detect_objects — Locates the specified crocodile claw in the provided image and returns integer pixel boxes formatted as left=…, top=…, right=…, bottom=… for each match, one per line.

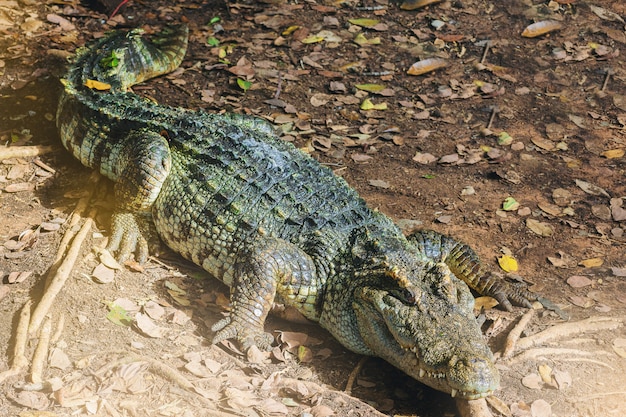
left=106, top=211, right=150, bottom=263
left=211, top=316, right=274, bottom=351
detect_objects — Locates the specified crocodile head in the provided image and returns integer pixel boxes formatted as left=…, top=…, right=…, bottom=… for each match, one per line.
left=352, top=257, right=499, bottom=399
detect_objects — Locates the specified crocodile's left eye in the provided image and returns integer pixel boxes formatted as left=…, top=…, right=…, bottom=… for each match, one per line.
left=390, top=285, right=421, bottom=306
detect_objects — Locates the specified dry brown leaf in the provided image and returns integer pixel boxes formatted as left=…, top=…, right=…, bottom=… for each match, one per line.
left=412, top=152, right=437, bottom=164
left=310, top=93, right=332, bottom=107
left=569, top=296, right=594, bottom=308
left=310, top=404, right=335, bottom=417
left=611, top=266, right=626, bottom=277
left=531, top=136, right=556, bottom=151
left=526, top=218, right=553, bottom=237
left=368, top=179, right=390, bottom=189
left=552, top=368, right=572, bottom=390
left=49, top=347, right=72, bottom=370
left=521, top=373, right=543, bottom=390
left=575, top=179, right=610, bottom=197
left=530, top=399, right=552, bottom=417
left=135, top=313, right=167, bottom=338
left=92, top=263, right=115, bottom=284
left=566, top=275, right=592, bottom=288
left=552, top=188, right=571, bottom=206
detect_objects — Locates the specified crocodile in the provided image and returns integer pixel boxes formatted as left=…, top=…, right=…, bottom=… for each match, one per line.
left=56, top=25, right=539, bottom=400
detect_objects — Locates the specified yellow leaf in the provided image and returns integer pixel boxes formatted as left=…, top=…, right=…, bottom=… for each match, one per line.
left=579, top=258, right=603, bottom=268
left=354, top=33, right=381, bottom=46
left=355, top=83, right=386, bottom=93
left=348, top=18, right=379, bottom=28
left=498, top=255, right=519, bottom=272
left=282, top=25, right=300, bottom=36
left=360, top=98, right=387, bottom=111
left=301, top=35, right=324, bottom=44
left=601, top=149, right=624, bottom=159
left=84, top=79, right=111, bottom=91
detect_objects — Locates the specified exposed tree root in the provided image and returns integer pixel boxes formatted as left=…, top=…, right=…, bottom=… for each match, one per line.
left=345, top=356, right=368, bottom=395
left=515, top=317, right=623, bottom=351
left=30, top=315, right=52, bottom=383
left=504, top=348, right=613, bottom=365
left=0, top=301, right=31, bottom=384
left=501, top=308, right=535, bottom=358
left=29, top=211, right=95, bottom=336
left=0, top=145, right=54, bottom=159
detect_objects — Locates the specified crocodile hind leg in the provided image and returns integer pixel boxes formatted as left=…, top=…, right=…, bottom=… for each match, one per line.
left=406, top=230, right=536, bottom=311
left=103, top=129, right=172, bottom=263
left=212, top=237, right=319, bottom=351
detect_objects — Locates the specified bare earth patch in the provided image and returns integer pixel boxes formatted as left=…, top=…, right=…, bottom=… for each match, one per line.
left=1, top=0, right=626, bottom=416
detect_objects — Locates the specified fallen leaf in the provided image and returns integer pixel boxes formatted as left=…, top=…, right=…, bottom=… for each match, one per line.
left=531, top=136, right=555, bottom=151
left=569, top=296, right=594, bottom=308
left=526, top=218, right=553, bottom=237
left=601, top=149, right=624, bottom=159
left=530, top=399, right=552, bottom=417
left=521, top=373, right=543, bottom=390
left=566, top=275, right=592, bottom=288
left=360, top=98, right=387, bottom=110
left=589, top=5, right=625, bottom=23
left=611, top=266, right=626, bottom=277
left=552, top=188, right=572, bottom=206
left=522, top=20, right=563, bottom=38
left=107, top=303, right=132, bottom=326
left=547, top=251, right=576, bottom=268
left=92, top=263, right=115, bottom=284
left=407, top=58, right=447, bottom=76
left=355, top=83, right=386, bottom=93
left=498, top=255, right=518, bottom=272
left=412, top=152, right=437, bottom=164
left=400, top=0, right=441, bottom=11
left=368, top=179, right=390, bottom=188
left=579, top=258, right=603, bottom=268
left=575, top=179, right=610, bottom=197
left=502, top=197, right=520, bottom=211
left=538, top=364, right=553, bottom=385
left=552, top=368, right=572, bottom=390
left=135, top=312, right=167, bottom=338
left=348, top=18, right=380, bottom=28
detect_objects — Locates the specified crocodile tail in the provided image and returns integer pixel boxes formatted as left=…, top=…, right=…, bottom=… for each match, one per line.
left=75, top=24, right=189, bottom=91
left=407, top=230, right=536, bottom=311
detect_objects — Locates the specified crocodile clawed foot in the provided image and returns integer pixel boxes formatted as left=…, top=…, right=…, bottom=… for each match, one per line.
left=106, top=211, right=151, bottom=263
left=211, top=316, right=274, bottom=351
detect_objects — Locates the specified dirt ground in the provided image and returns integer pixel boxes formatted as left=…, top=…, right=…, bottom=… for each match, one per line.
left=1, top=0, right=626, bottom=416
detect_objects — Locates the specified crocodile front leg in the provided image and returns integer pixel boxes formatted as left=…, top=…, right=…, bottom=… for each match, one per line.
left=103, top=129, right=172, bottom=262
left=212, top=237, right=319, bottom=350
left=407, top=230, right=536, bottom=311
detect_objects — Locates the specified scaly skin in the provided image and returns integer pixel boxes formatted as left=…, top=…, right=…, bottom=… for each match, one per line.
left=57, top=26, right=539, bottom=400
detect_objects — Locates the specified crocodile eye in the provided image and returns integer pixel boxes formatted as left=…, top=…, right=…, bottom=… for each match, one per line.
left=391, top=286, right=421, bottom=306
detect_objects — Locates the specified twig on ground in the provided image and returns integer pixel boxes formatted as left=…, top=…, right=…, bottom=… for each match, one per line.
left=344, top=356, right=368, bottom=395
left=501, top=308, right=535, bottom=358
left=0, top=145, right=54, bottom=160
left=29, top=210, right=96, bottom=336
left=0, top=301, right=32, bottom=384
left=30, top=315, right=52, bottom=383
left=515, top=317, right=623, bottom=351
left=480, top=41, right=490, bottom=64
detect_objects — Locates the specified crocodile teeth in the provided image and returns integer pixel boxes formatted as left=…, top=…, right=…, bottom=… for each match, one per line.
left=450, top=389, right=457, bottom=398
left=419, top=368, right=425, bottom=378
